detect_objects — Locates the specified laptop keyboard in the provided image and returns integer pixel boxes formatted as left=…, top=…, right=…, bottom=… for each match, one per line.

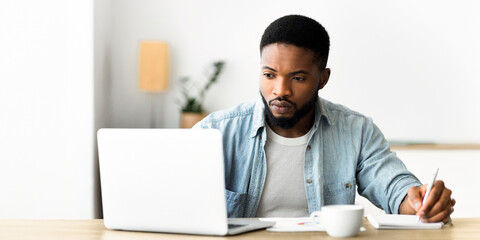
left=228, top=224, right=246, bottom=229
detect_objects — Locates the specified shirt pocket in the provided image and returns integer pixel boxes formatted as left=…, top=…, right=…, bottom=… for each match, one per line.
left=225, top=189, right=248, bottom=217
left=323, top=179, right=356, bottom=205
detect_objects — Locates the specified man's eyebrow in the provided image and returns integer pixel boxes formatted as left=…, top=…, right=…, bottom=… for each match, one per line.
left=289, top=70, right=310, bottom=75
left=262, top=66, right=309, bottom=75
left=262, top=66, right=277, bottom=72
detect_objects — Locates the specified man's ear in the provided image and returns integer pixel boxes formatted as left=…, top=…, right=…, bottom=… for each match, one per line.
left=318, top=68, right=331, bottom=90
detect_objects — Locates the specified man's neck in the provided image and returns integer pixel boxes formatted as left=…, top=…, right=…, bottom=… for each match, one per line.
left=268, top=109, right=315, bottom=138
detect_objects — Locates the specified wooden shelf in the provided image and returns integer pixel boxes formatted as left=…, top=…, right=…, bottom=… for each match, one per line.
left=390, top=144, right=480, bottom=150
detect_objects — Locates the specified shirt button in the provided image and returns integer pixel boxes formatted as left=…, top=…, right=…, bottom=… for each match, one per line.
left=307, top=145, right=311, bottom=151
left=306, top=179, right=312, bottom=184
left=345, top=183, right=351, bottom=188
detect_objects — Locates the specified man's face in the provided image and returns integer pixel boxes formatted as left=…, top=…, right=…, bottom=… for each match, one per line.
left=260, top=43, right=329, bottom=129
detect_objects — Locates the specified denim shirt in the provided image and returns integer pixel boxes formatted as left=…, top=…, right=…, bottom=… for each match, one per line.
left=193, top=97, right=421, bottom=217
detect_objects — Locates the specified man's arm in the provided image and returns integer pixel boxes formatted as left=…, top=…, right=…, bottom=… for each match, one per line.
left=399, top=180, right=455, bottom=223
left=355, top=117, right=421, bottom=214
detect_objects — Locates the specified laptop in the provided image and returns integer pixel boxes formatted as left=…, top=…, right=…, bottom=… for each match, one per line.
left=97, top=128, right=274, bottom=236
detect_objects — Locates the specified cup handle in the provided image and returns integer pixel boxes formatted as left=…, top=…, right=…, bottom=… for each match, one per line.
left=310, top=211, right=322, bottom=224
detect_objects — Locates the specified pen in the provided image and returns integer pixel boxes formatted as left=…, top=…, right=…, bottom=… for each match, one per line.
left=417, top=168, right=439, bottom=223
left=297, top=222, right=317, bottom=226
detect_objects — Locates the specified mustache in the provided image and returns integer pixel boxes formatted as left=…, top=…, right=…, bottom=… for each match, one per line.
left=268, top=96, right=297, bottom=108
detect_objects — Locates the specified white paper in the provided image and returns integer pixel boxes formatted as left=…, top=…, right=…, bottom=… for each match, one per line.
left=367, top=213, right=444, bottom=229
left=258, top=217, right=326, bottom=232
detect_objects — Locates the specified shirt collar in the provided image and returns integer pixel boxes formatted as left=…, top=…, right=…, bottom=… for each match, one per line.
left=251, top=99, right=266, bottom=138
left=315, top=96, right=334, bottom=127
left=250, top=97, right=333, bottom=138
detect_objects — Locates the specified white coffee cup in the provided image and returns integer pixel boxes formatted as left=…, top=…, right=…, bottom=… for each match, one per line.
left=311, top=205, right=364, bottom=238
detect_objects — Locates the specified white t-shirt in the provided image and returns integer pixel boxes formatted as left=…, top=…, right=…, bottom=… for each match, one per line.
left=255, top=124, right=311, bottom=217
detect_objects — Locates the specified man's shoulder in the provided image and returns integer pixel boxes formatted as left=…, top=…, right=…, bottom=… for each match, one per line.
left=195, top=100, right=259, bottom=128
left=320, top=97, right=370, bottom=122
left=207, top=100, right=257, bottom=121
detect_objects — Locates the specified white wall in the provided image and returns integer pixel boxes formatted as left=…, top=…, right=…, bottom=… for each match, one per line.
left=95, top=0, right=113, bottom=132
left=105, top=0, right=480, bottom=144
left=0, top=0, right=96, bottom=218
left=94, top=0, right=114, bottom=218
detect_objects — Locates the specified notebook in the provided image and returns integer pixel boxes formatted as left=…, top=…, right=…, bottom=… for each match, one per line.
left=367, top=213, right=444, bottom=229
left=97, top=128, right=274, bottom=236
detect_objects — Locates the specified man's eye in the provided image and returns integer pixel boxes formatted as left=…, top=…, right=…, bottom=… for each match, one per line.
left=264, top=73, right=274, bottom=78
left=293, top=76, right=305, bottom=81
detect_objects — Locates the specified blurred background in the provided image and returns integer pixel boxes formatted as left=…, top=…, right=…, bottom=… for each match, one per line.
left=0, top=0, right=479, bottom=219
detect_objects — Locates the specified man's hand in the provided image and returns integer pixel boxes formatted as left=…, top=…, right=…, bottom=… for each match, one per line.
left=399, top=180, right=455, bottom=223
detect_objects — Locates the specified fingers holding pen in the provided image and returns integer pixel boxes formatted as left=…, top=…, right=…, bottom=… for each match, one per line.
left=419, top=180, right=445, bottom=212
left=418, top=180, right=454, bottom=223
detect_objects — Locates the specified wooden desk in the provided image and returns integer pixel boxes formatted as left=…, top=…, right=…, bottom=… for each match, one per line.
left=390, top=144, right=480, bottom=150
left=1, top=218, right=480, bottom=240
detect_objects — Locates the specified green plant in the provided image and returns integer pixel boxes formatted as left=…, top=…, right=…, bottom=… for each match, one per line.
left=178, top=61, right=225, bottom=113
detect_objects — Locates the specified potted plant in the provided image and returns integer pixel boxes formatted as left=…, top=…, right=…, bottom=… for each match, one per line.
left=178, top=61, right=225, bottom=128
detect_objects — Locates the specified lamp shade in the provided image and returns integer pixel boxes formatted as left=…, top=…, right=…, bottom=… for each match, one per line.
left=139, top=41, right=169, bottom=92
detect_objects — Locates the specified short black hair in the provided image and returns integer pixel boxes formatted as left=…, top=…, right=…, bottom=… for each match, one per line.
left=260, top=15, right=330, bottom=68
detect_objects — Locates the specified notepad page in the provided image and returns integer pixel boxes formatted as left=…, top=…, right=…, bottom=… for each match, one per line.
left=367, top=214, right=443, bottom=229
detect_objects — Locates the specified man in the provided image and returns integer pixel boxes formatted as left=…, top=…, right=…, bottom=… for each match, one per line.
left=194, top=15, right=455, bottom=223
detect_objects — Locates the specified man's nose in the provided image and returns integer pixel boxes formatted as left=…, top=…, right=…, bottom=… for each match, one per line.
left=273, top=78, right=292, bottom=97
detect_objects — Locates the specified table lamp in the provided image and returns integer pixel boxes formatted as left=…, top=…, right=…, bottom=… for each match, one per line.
left=138, top=41, right=169, bottom=127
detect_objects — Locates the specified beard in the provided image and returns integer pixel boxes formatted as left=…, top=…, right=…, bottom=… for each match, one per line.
left=261, top=91, right=318, bottom=130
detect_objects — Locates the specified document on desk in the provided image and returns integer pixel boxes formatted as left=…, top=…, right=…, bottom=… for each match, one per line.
left=258, top=217, right=325, bottom=232
left=367, top=213, right=444, bottom=229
